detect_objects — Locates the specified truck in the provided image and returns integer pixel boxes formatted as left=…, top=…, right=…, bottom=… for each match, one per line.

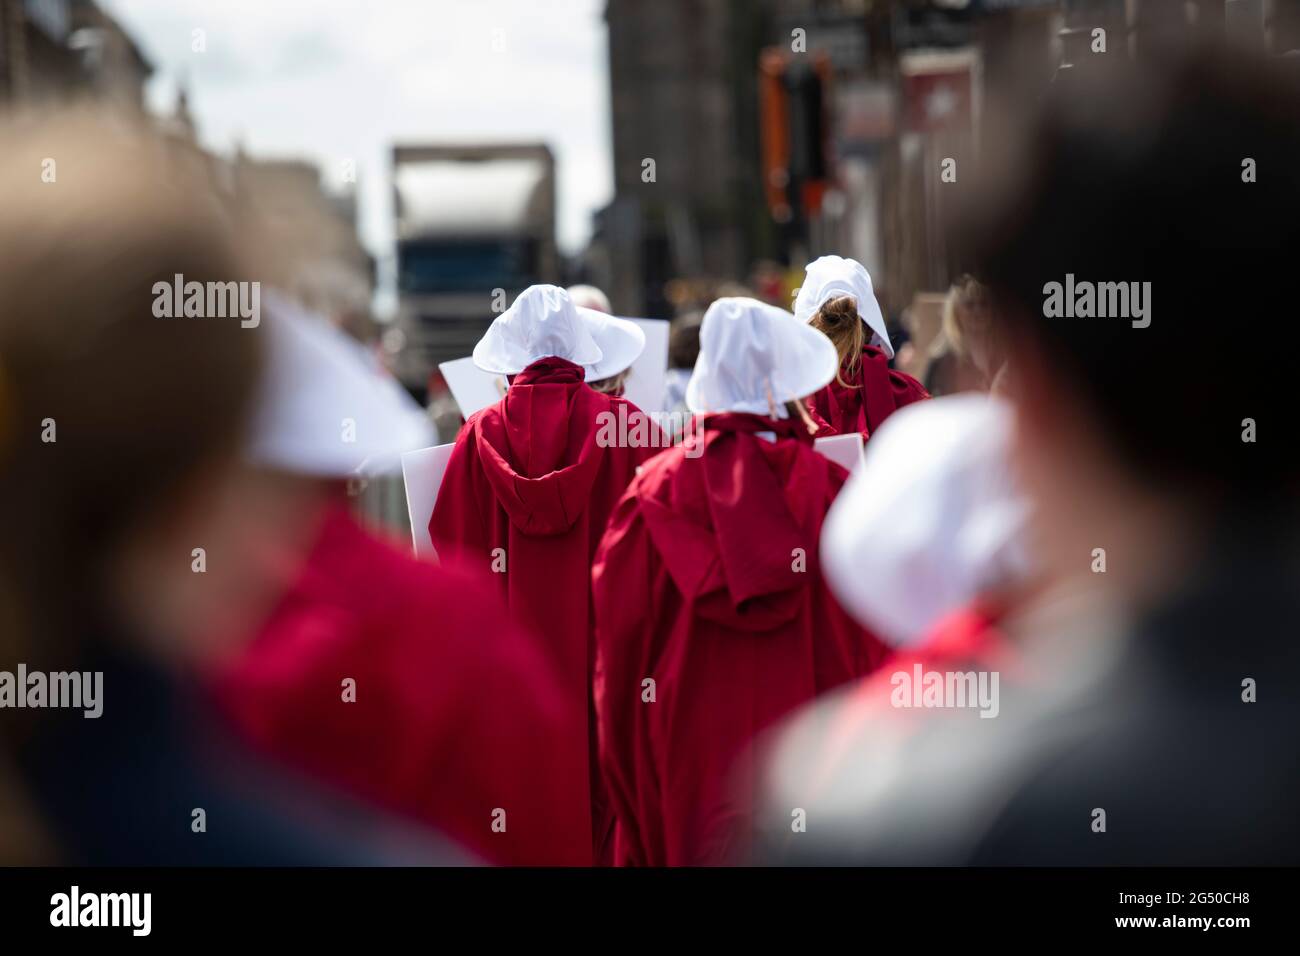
left=391, top=143, right=558, bottom=397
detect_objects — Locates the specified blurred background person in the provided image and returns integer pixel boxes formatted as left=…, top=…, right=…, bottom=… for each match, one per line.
left=664, top=311, right=702, bottom=413
left=568, top=284, right=652, bottom=400
left=210, top=294, right=589, bottom=866
left=925, top=275, right=1003, bottom=396
left=592, top=297, right=888, bottom=866
left=794, top=256, right=929, bottom=439
left=0, top=110, right=451, bottom=864
left=429, top=284, right=658, bottom=864
left=759, top=45, right=1300, bottom=866
left=567, top=284, right=613, bottom=314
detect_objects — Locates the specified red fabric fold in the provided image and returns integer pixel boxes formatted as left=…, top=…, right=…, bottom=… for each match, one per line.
left=592, top=414, right=889, bottom=865
left=809, top=344, right=929, bottom=438
left=211, top=498, right=590, bottom=865
left=698, top=414, right=812, bottom=609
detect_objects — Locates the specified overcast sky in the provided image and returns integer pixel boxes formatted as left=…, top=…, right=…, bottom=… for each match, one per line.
left=101, top=0, right=614, bottom=277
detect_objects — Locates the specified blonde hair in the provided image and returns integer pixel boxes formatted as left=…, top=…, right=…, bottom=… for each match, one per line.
left=808, top=295, right=866, bottom=387
left=588, top=368, right=630, bottom=397
left=939, top=275, right=997, bottom=374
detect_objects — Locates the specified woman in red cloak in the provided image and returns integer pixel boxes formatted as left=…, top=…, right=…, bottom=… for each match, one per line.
left=211, top=294, right=590, bottom=865
left=793, top=255, right=929, bottom=438
left=429, top=284, right=661, bottom=864
left=591, top=297, right=889, bottom=866
left=757, top=393, right=1040, bottom=863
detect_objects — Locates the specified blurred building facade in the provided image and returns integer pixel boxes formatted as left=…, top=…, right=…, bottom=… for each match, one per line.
left=593, top=0, right=1289, bottom=321
left=594, top=0, right=772, bottom=318
left=0, top=0, right=151, bottom=109
left=232, top=155, right=375, bottom=334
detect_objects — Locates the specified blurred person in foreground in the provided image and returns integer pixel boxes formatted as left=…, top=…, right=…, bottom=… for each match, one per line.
left=429, top=284, right=661, bottom=864
left=823, top=394, right=1034, bottom=656
left=209, top=295, right=589, bottom=865
left=0, top=111, right=450, bottom=864
left=759, top=46, right=1300, bottom=865
left=592, top=298, right=888, bottom=866
left=794, top=256, right=929, bottom=440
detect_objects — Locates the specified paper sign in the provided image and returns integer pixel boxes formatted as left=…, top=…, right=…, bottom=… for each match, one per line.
left=814, top=432, right=865, bottom=472
left=625, top=318, right=670, bottom=414
left=401, top=442, right=455, bottom=559
left=439, top=357, right=506, bottom=419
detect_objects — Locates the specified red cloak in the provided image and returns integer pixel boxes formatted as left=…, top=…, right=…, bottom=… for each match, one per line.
left=591, top=414, right=889, bottom=865
left=428, top=356, right=663, bottom=863
left=212, top=497, right=590, bottom=865
left=807, top=344, right=929, bottom=438
left=776, top=600, right=1023, bottom=814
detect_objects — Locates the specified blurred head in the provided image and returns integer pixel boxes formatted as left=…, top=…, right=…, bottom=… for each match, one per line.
left=668, top=311, right=702, bottom=370
left=565, top=284, right=612, bottom=313
left=939, top=274, right=999, bottom=382
left=963, top=47, right=1300, bottom=593
left=0, top=110, right=293, bottom=668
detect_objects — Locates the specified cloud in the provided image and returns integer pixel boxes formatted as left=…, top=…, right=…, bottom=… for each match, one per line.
left=100, top=0, right=613, bottom=262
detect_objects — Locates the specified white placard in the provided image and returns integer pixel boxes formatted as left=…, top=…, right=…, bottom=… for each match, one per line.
left=401, top=442, right=456, bottom=560
left=814, top=432, right=865, bottom=473
left=439, top=357, right=506, bottom=420
left=624, top=318, right=670, bottom=414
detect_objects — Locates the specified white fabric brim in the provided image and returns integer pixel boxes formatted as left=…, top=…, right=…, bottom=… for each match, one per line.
left=820, top=394, right=1032, bottom=647
left=247, top=291, right=436, bottom=477
left=793, top=258, right=896, bottom=360
left=583, top=311, right=646, bottom=381
left=855, top=293, right=895, bottom=360
left=472, top=296, right=603, bottom=375
left=795, top=282, right=894, bottom=360
left=685, top=299, right=839, bottom=415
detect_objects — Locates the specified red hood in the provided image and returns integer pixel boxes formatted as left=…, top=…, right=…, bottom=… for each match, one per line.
left=471, top=357, right=613, bottom=536
left=636, top=413, right=844, bottom=630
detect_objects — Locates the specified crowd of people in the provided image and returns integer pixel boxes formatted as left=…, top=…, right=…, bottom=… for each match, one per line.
left=1, top=45, right=1297, bottom=867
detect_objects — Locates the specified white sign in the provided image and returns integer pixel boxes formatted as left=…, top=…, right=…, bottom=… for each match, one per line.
left=439, top=357, right=506, bottom=419
left=624, top=318, right=669, bottom=414
left=400, top=443, right=455, bottom=559
left=814, top=432, right=865, bottom=472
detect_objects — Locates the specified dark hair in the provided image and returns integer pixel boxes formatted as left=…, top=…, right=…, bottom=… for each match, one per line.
left=965, top=46, right=1300, bottom=500
left=668, top=313, right=703, bottom=369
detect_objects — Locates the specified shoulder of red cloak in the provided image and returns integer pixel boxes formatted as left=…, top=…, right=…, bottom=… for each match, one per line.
left=837, top=601, right=1015, bottom=716
left=605, top=394, right=669, bottom=464
left=860, top=344, right=929, bottom=403
left=919, top=601, right=1019, bottom=672
left=890, top=368, right=931, bottom=405
left=797, top=604, right=1003, bottom=785
left=217, top=508, right=589, bottom=865
left=806, top=400, right=837, bottom=437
